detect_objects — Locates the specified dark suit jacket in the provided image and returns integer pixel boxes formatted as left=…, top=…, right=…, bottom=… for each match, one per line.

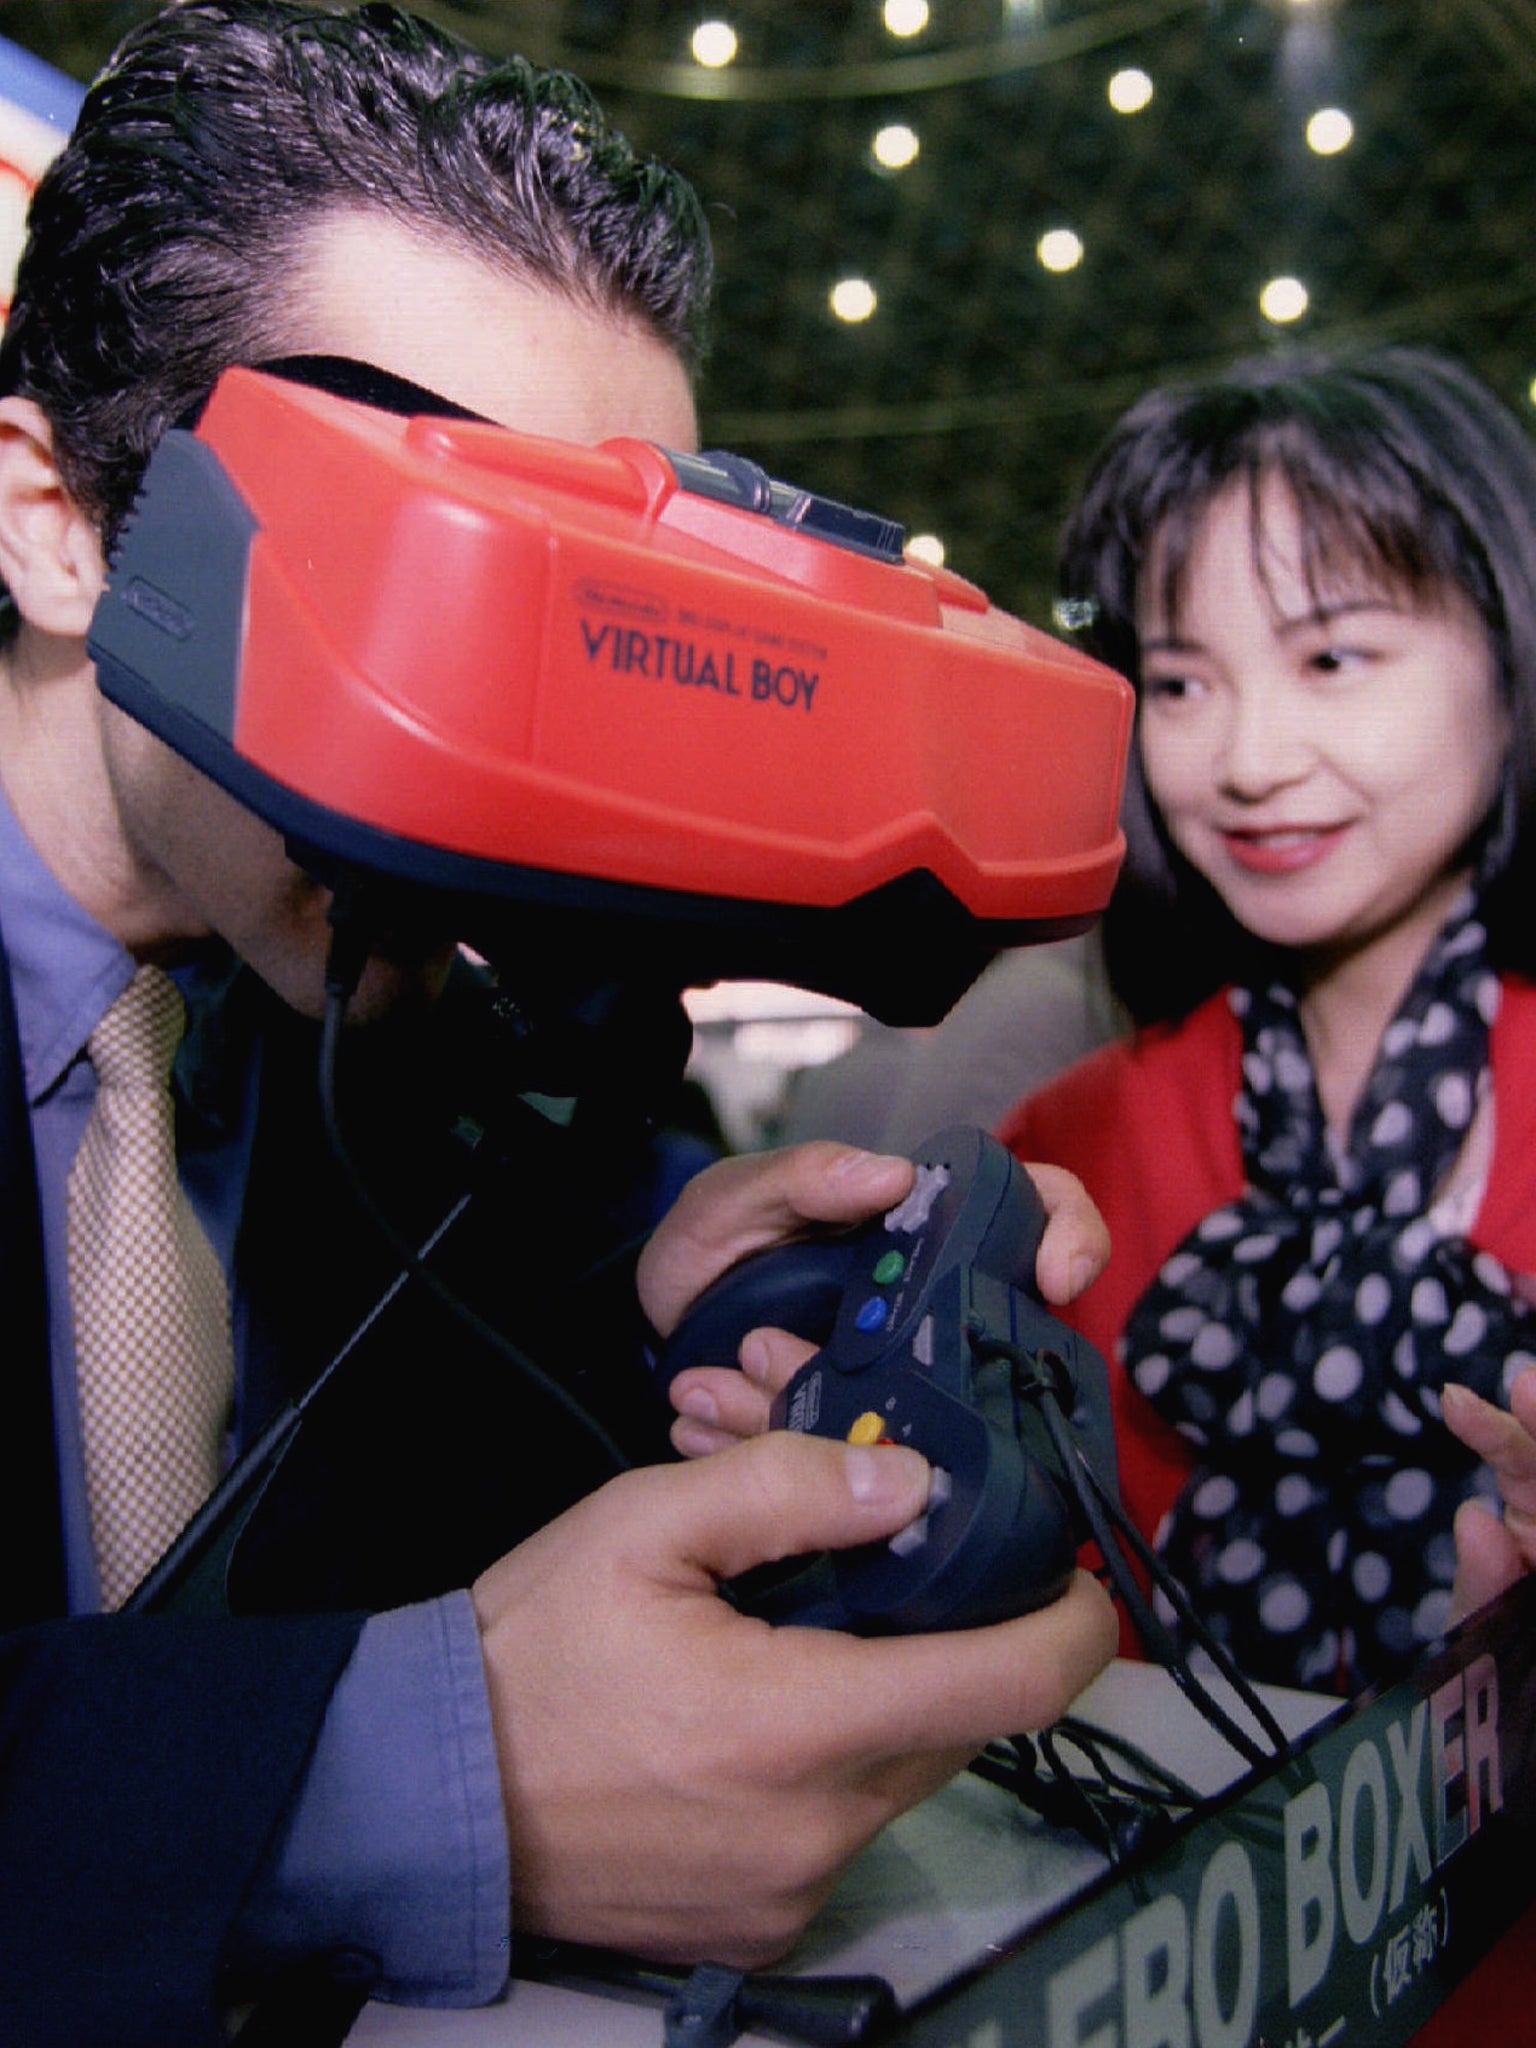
left=0, top=936, right=678, bottom=2046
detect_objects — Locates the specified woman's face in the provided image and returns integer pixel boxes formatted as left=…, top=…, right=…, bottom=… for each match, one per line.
left=1135, top=475, right=1510, bottom=979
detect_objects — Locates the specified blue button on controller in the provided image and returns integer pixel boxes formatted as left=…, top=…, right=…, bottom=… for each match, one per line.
left=855, top=1296, right=889, bottom=1334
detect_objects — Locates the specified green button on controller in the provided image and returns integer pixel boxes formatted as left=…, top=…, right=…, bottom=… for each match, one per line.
left=872, top=1250, right=906, bottom=1285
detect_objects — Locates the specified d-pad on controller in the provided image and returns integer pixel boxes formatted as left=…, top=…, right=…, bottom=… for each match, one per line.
left=656, top=1126, right=1118, bottom=1635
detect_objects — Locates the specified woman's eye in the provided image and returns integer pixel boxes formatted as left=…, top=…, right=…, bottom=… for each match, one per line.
left=1143, top=672, right=1198, bottom=702
left=1307, top=645, right=1367, bottom=677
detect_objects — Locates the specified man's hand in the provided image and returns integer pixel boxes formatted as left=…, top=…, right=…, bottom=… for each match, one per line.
left=636, top=1142, right=916, bottom=1339
left=1446, top=1370, right=1536, bottom=1624
left=472, top=1431, right=1116, bottom=1966
left=647, top=1144, right=1111, bottom=1459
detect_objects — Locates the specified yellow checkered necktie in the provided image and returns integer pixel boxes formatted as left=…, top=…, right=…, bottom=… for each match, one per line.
left=66, top=964, right=235, bottom=1610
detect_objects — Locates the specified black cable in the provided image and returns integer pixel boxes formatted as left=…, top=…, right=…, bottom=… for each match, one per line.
left=124, top=1176, right=482, bottom=1614
left=513, top=1940, right=898, bottom=2046
left=1056, top=1401, right=1291, bottom=1762
left=970, top=1729, right=1185, bottom=1867
left=664, top=1964, right=746, bottom=2048
left=1057, top=1713, right=1291, bottom=1859
left=971, top=1331, right=1290, bottom=1770
left=991, top=1733, right=1124, bottom=1862
left=1050, top=1717, right=1204, bottom=1810
left=1042, top=1724, right=1188, bottom=1862
left=1034, top=1371, right=1288, bottom=1767
left=317, top=911, right=632, bottom=1480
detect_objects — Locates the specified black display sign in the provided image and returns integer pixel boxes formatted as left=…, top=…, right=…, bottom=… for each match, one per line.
left=898, top=1574, right=1536, bottom=2048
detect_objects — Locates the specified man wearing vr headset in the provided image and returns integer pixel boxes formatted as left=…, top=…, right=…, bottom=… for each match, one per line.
left=0, top=5, right=1117, bottom=2041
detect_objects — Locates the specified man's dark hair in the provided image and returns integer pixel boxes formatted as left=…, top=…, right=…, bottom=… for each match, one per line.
left=1055, top=346, right=1536, bottom=1020
left=0, top=0, right=712, bottom=548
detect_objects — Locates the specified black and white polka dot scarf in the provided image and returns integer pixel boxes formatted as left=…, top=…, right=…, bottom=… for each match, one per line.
left=1123, top=899, right=1536, bottom=1694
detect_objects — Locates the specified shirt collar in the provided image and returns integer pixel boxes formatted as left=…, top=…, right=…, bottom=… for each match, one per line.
left=0, top=776, right=252, bottom=1127
left=0, top=781, right=133, bottom=1102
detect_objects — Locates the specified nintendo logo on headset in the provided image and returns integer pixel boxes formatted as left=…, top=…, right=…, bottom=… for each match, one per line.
left=576, top=578, right=668, bottom=625
left=122, top=577, right=194, bottom=642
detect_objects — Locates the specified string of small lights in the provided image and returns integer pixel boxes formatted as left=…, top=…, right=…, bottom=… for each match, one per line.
left=8, top=1, right=1536, bottom=623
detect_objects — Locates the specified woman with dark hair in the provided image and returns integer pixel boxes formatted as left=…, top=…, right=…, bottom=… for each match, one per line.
left=1002, top=345, right=1536, bottom=1695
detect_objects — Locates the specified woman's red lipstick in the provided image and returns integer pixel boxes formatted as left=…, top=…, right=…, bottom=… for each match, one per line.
left=1219, top=824, right=1351, bottom=874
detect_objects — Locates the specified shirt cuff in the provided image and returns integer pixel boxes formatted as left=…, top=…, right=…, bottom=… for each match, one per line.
left=237, top=1591, right=511, bottom=2005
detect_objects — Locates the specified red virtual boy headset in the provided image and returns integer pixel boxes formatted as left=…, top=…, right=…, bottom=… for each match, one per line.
left=88, top=357, right=1132, bottom=1051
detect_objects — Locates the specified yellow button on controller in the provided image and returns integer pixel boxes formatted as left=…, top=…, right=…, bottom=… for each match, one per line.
left=847, top=1412, right=887, bottom=1446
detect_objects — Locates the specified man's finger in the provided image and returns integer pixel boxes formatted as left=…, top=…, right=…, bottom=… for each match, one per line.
left=653, top=1430, right=935, bottom=1584
left=772, top=1571, right=1120, bottom=1759
left=669, top=1327, right=813, bottom=1455
left=638, top=1144, right=914, bottom=1335
left=739, top=1326, right=817, bottom=1391
left=648, top=1432, right=1115, bottom=1748
left=669, top=1364, right=776, bottom=1455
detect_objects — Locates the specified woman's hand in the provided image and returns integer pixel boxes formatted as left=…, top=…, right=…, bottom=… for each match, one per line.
left=1445, top=1369, right=1536, bottom=1623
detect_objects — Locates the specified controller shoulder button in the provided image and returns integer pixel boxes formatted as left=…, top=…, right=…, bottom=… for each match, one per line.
left=885, top=1464, right=951, bottom=1557
left=883, top=1162, right=952, bottom=1235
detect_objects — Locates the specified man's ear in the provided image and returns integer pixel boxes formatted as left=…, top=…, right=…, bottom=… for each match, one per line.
left=0, top=395, right=106, bottom=638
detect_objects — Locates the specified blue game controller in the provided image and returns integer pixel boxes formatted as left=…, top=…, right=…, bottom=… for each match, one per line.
left=657, top=1126, right=1118, bottom=1634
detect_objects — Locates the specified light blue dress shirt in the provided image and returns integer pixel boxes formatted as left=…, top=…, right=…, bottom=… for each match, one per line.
left=0, top=781, right=510, bottom=2004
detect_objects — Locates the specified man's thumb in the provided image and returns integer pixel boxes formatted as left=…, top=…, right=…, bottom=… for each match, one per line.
left=667, top=1431, right=933, bottom=1585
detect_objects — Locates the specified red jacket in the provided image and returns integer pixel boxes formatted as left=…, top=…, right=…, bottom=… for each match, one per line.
left=1001, top=975, right=1536, bottom=1568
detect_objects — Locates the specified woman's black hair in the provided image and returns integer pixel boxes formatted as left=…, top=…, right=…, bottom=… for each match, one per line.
left=1056, top=346, right=1536, bottom=1022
